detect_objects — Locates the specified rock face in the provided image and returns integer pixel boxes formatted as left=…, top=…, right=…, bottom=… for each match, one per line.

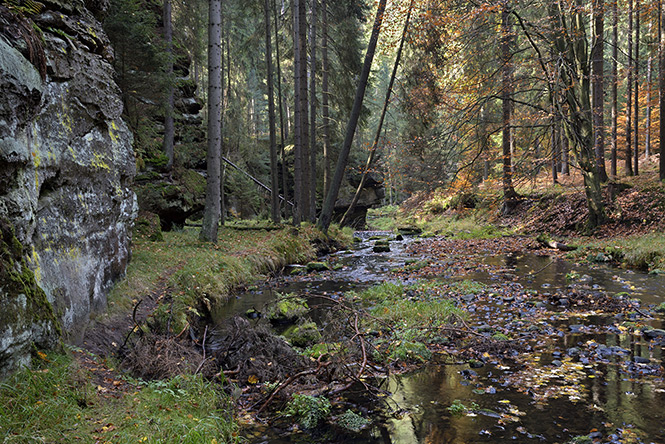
left=0, top=1, right=136, bottom=375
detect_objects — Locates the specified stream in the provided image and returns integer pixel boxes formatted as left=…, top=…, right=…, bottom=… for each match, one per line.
left=216, top=232, right=665, bottom=444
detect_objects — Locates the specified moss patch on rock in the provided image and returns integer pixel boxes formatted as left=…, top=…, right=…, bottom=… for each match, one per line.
left=0, top=218, right=60, bottom=376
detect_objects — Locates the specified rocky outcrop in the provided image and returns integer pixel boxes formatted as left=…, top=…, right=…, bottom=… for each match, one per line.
left=333, top=172, right=385, bottom=228
left=0, top=1, right=136, bottom=375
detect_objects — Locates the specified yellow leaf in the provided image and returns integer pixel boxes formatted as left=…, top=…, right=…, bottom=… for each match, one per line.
left=248, top=375, right=259, bottom=384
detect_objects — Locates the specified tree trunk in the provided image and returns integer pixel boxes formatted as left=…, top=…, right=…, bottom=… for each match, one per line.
left=592, top=0, right=608, bottom=182
left=501, top=4, right=518, bottom=213
left=340, top=0, right=414, bottom=227
left=549, top=1, right=605, bottom=228
left=273, top=0, right=289, bottom=218
left=293, top=0, right=303, bottom=223
left=626, top=0, right=634, bottom=176
left=660, top=0, right=665, bottom=180
left=163, top=0, right=174, bottom=171
left=646, top=49, right=653, bottom=160
left=294, top=0, right=313, bottom=221
left=200, top=0, right=222, bottom=242
left=317, top=0, right=387, bottom=232
left=321, top=0, right=331, bottom=197
left=308, top=0, right=317, bottom=222
left=265, top=0, right=280, bottom=223
left=552, top=110, right=559, bottom=183
left=611, top=0, right=618, bottom=177
left=634, top=0, right=640, bottom=175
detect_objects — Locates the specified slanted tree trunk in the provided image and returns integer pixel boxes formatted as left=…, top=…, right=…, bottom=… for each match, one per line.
left=501, top=3, right=518, bottom=214
left=340, top=0, right=414, bottom=227
left=634, top=0, right=640, bottom=175
left=626, top=0, right=634, bottom=176
left=200, top=0, right=223, bottom=242
left=317, top=0, right=388, bottom=232
left=273, top=0, right=289, bottom=218
left=265, top=0, right=279, bottom=223
left=611, top=0, right=618, bottom=177
left=321, top=0, right=331, bottom=197
left=308, top=0, right=317, bottom=222
left=163, top=0, right=174, bottom=171
left=592, top=0, right=608, bottom=182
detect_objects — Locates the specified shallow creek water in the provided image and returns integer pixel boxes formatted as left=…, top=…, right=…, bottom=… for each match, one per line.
left=217, top=232, right=665, bottom=443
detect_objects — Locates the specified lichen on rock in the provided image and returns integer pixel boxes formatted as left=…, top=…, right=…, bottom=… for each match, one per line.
left=0, top=0, right=136, bottom=371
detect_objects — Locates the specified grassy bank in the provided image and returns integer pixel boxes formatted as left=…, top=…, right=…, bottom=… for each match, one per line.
left=0, top=349, right=237, bottom=443
left=0, top=224, right=350, bottom=443
left=108, top=223, right=351, bottom=331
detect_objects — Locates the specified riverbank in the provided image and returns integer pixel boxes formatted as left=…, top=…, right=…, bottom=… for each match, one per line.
left=0, top=224, right=351, bottom=443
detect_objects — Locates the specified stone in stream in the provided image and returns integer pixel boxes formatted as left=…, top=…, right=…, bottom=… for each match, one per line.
left=568, top=324, right=584, bottom=333
left=306, top=261, right=330, bottom=272
left=642, top=328, right=665, bottom=340
left=566, top=347, right=581, bottom=357
left=373, top=240, right=391, bottom=253
left=633, top=356, right=651, bottom=364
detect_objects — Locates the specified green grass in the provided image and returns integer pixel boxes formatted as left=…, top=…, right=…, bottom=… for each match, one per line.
left=108, top=225, right=346, bottom=332
left=344, top=281, right=465, bottom=364
left=568, top=233, right=665, bottom=271
left=0, top=349, right=238, bottom=444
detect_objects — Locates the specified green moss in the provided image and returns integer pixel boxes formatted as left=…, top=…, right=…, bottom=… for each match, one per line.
left=0, top=219, right=61, bottom=351
left=266, top=293, right=309, bottom=323
left=282, top=321, right=322, bottom=347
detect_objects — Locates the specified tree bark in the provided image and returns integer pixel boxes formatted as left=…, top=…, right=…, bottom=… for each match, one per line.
left=265, top=0, right=280, bottom=223
left=273, top=0, right=289, bottom=218
left=646, top=47, right=652, bottom=160
left=501, top=4, right=518, bottom=213
left=308, top=0, right=317, bottom=222
left=321, top=0, right=331, bottom=197
left=634, top=0, right=640, bottom=175
left=293, top=0, right=303, bottom=223
left=592, top=0, right=608, bottom=182
left=660, top=0, right=665, bottom=180
left=549, top=1, right=606, bottom=228
left=611, top=0, right=618, bottom=177
left=200, top=0, right=223, bottom=242
left=317, top=0, right=388, bottom=232
left=626, top=0, right=634, bottom=176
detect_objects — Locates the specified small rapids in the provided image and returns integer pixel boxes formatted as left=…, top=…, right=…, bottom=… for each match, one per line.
left=216, top=232, right=665, bottom=444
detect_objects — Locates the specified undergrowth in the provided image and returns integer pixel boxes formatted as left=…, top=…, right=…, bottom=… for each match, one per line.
left=0, top=349, right=238, bottom=443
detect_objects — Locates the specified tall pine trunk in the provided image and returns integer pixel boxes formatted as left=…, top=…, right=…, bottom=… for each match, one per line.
left=634, top=0, right=640, bottom=175
left=660, top=0, right=665, bottom=180
left=626, top=0, right=634, bottom=176
left=308, top=0, right=317, bottom=222
left=265, top=0, right=279, bottom=222
left=321, top=0, right=331, bottom=197
left=611, top=0, right=618, bottom=177
left=200, top=0, right=222, bottom=242
left=317, top=0, right=388, bottom=232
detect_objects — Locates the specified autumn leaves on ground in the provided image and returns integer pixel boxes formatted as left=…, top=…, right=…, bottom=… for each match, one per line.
left=2, top=166, right=665, bottom=443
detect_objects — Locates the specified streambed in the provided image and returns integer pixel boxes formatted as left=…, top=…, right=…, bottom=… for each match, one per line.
left=220, top=232, right=665, bottom=443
